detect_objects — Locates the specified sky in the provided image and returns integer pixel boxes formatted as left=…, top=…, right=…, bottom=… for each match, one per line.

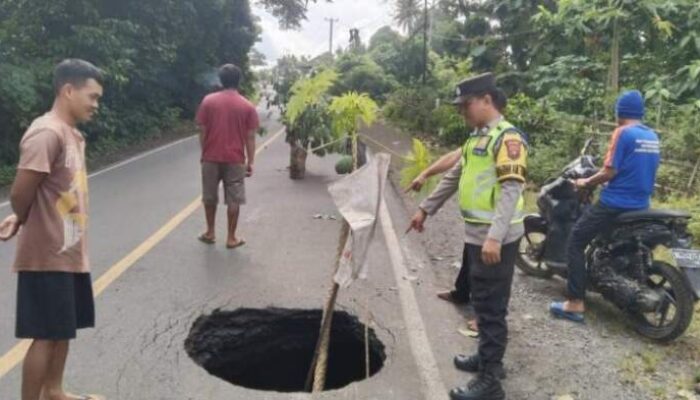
left=252, top=0, right=398, bottom=66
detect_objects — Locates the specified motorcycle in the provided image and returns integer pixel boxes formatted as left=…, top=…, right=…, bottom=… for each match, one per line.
left=516, top=139, right=700, bottom=341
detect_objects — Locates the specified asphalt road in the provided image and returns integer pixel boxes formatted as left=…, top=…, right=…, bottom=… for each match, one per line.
left=0, top=106, right=474, bottom=400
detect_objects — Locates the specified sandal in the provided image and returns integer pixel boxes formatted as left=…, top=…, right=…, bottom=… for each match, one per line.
left=549, top=301, right=585, bottom=323
left=226, top=239, right=246, bottom=249
left=197, top=234, right=216, bottom=245
left=68, top=395, right=106, bottom=400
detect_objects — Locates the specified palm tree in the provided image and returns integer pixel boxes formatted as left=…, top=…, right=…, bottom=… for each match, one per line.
left=394, top=0, right=423, bottom=35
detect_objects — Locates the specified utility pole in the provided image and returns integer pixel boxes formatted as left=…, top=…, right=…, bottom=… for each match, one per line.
left=325, top=18, right=339, bottom=58
left=422, top=0, right=428, bottom=85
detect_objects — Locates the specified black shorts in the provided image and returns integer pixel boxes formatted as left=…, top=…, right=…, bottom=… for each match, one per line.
left=16, top=272, right=95, bottom=340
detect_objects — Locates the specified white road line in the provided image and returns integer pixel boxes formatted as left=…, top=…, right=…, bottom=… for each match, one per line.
left=0, top=135, right=198, bottom=210
left=379, top=199, right=448, bottom=400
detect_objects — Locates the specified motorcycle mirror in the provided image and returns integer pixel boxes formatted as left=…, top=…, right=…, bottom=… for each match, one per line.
left=580, top=138, right=594, bottom=156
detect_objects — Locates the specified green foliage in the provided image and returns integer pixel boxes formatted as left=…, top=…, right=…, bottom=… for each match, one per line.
left=286, top=69, right=338, bottom=124
left=400, top=138, right=438, bottom=197
left=382, top=56, right=472, bottom=147
left=272, top=55, right=310, bottom=110
left=0, top=0, right=259, bottom=173
left=331, top=54, right=398, bottom=103
left=329, top=92, right=379, bottom=138
left=379, top=0, right=700, bottom=195
left=255, top=0, right=330, bottom=30
left=283, top=69, right=337, bottom=157
left=335, top=156, right=354, bottom=175
left=368, top=27, right=426, bottom=84
left=0, top=165, right=16, bottom=187
left=430, top=104, right=468, bottom=147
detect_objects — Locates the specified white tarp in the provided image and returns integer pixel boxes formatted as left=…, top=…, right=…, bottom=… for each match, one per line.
left=328, top=153, right=391, bottom=288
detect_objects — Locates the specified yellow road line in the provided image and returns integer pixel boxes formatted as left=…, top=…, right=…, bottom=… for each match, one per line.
left=0, top=127, right=285, bottom=380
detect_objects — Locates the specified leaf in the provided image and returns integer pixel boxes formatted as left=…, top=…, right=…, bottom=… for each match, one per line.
left=653, top=19, right=675, bottom=40
left=286, top=69, right=338, bottom=124
left=329, top=92, right=379, bottom=138
left=400, top=139, right=437, bottom=196
left=470, top=45, right=487, bottom=58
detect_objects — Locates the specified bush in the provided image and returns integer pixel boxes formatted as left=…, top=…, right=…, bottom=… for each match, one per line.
left=0, top=165, right=16, bottom=187
left=382, top=87, right=437, bottom=134
left=331, top=54, right=397, bottom=104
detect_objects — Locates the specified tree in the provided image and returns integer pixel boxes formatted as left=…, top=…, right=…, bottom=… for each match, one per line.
left=256, top=0, right=332, bottom=29
left=394, top=0, right=424, bottom=35
left=285, top=70, right=338, bottom=179
left=0, top=0, right=260, bottom=180
left=332, top=54, right=398, bottom=103
left=369, top=26, right=403, bottom=51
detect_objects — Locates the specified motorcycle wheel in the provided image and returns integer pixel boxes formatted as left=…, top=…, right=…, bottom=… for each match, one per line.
left=631, top=261, right=694, bottom=342
left=516, top=233, right=554, bottom=279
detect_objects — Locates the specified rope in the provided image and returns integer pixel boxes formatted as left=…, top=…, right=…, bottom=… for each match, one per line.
left=359, top=133, right=411, bottom=161
left=303, top=136, right=349, bottom=154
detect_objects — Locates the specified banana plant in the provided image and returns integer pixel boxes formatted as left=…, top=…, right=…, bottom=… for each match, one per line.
left=284, top=69, right=338, bottom=179
left=328, top=92, right=379, bottom=171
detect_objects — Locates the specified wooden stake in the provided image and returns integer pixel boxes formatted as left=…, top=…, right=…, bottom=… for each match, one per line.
left=306, top=130, right=359, bottom=393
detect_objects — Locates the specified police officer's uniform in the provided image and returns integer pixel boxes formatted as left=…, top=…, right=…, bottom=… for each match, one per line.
left=419, top=73, right=527, bottom=400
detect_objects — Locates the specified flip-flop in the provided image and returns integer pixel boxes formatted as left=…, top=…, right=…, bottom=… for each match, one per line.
left=68, top=394, right=106, bottom=400
left=226, top=239, right=246, bottom=249
left=198, top=234, right=216, bottom=245
left=549, top=302, right=585, bottom=323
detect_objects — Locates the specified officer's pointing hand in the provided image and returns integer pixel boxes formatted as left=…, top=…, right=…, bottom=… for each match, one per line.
left=405, top=174, right=427, bottom=193
left=482, top=238, right=502, bottom=265
left=407, top=209, right=428, bottom=234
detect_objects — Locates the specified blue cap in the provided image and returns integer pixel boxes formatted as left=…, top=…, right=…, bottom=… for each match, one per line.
left=615, top=90, right=645, bottom=120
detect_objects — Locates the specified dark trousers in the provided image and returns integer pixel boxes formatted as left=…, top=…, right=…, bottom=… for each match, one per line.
left=467, top=240, right=519, bottom=373
left=453, top=244, right=471, bottom=303
left=566, top=202, right=626, bottom=300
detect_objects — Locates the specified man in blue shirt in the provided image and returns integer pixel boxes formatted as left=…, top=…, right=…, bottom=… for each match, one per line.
left=550, top=90, right=661, bottom=322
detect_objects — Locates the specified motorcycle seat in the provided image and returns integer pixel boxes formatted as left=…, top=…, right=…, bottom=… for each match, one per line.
left=616, top=209, right=691, bottom=222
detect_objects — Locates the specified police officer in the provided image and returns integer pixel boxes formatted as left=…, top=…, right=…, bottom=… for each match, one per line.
left=409, top=73, right=527, bottom=400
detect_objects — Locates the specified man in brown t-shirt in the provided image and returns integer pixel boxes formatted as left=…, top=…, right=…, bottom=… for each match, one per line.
left=0, top=59, right=105, bottom=400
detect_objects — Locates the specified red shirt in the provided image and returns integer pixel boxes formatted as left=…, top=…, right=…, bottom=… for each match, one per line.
left=196, top=90, right=259, bottom=164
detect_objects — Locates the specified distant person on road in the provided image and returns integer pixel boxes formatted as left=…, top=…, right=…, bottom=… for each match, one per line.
left=0, top=59, right=105, bottom=400
left=196, top=64, right=259, bottom=249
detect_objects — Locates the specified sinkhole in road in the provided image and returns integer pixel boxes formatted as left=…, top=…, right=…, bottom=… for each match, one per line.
left=184, top=308, right=386, bottom=393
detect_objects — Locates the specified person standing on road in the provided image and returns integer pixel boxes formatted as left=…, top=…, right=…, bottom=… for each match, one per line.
left=0, top=59, right=105, bottom=400
left=549, top=90, right=661, bottom=323
left=408, top=73, right=528, bottom=400
left=196, top=64, right=259, bottom=249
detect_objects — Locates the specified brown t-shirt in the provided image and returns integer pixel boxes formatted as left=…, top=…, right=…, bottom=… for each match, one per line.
left=13, top=113, right=90, bottom=273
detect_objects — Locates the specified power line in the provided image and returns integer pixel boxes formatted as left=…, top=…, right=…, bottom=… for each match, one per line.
left=430, top=29, right=539, bottom=44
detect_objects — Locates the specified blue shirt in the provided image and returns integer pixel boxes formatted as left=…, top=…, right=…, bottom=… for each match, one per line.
left=600, top=124, right=660, bottom=210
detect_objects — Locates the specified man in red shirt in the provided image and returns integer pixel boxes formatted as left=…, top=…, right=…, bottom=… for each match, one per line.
left=196, top=64, right=259, bottom=249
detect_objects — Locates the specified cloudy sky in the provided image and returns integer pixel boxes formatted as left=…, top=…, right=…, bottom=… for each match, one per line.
left=252, top=0, right=398, bottom=66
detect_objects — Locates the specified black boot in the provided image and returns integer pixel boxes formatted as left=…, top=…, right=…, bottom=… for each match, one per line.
left=449, top=372, right=505, bottom=400
left=453, top=354, right=506, bottom=379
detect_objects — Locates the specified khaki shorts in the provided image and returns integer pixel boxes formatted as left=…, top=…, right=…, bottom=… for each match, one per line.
left=201, top=162, right=246, bottom=206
